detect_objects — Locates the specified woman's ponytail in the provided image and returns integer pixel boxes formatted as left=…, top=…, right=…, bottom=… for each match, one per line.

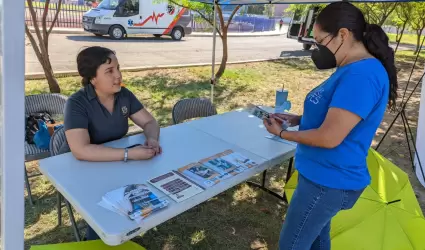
left=316, top=2, right=398, bottom=112
left=363, top=24, right=398, bottom=111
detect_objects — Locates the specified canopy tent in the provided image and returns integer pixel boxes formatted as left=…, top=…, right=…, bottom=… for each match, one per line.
left=191, top=0, right=425, bottom=189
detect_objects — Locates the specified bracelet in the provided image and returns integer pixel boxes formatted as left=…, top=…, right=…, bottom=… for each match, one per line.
left=124, top=148, right=129, bottom=162
left=279, top=129, right=285, bottom=139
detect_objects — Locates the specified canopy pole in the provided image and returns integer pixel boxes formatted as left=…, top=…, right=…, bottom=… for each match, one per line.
left=211, top=1, right=217, bottom=104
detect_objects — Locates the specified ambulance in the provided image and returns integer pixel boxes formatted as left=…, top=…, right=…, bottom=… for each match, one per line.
left=287, top=6, right=321, bottom=50
left=82, top=0, right=192, bottom=40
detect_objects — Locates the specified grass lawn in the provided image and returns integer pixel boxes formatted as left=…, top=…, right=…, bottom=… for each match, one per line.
left=387, top=32, right=425, bottom=47
left=24, top=55, right=425, bottom=249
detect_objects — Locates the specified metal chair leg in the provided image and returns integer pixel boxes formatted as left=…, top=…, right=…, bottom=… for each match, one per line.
left=65, top=199, right=81, bottom=242
left=24, top=163, right=34, bottom=206
left=57, top=191, right=62, bottom=226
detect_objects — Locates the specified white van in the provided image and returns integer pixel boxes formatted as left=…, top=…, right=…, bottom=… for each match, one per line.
left=82, top=0, right=192, bottom=40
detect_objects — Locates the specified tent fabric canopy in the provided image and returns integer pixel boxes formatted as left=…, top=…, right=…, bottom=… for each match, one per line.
left=192, top=0, right=420, bottom=5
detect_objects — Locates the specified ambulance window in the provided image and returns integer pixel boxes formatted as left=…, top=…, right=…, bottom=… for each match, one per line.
left=115, top=0, right=139, bottom=17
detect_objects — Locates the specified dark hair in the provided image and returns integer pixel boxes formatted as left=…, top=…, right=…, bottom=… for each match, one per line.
left=76, top=46, right=116, bottom=87
left=316, top=2, right=398, bottom=111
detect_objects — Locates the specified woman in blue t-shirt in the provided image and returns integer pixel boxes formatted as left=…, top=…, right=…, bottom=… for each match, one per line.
left=263, top=3, right=397, bottom=250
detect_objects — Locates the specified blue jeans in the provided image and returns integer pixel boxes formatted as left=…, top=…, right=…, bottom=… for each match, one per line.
left=279, top=174, right=364, bottom=250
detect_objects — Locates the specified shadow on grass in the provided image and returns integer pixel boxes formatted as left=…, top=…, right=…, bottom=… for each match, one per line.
left=126, top=73, right=251, bottom=126
left=25, top=222, right=86, bottom=250
left=271, top=57, right=317, bottom=71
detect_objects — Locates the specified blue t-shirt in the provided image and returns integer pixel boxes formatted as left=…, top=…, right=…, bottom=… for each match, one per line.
left=295, top=58, right=389, bottom=190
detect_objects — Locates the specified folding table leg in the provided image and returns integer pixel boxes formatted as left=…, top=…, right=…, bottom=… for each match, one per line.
left=246, top=157, right=295, bottom=202
left=57, top=191, right=62, bottom=226
left=65, top=200, right=81, bottom=242
left=24, top=164, right=34, bottom=206
left=282, top=157, right=294, bottom=203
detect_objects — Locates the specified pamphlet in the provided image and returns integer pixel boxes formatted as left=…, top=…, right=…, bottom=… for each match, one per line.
left=199, top=151, right=245, bottom=178
left=219, top=149, right=259, bottom=170
left=98, top=184, right=169, bottom=222
left=148, top=171, right=204, bottom=203
left=178, top=162, right=223, bottom=189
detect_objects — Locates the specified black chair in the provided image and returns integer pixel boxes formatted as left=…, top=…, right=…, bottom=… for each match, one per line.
left=25, top=93, right=67, bottom=205
left=172, top=98, right=217, bottom=124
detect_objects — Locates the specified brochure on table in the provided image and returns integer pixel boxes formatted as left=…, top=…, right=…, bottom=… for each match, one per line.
left=98, top=184, right=169, bottom=223
left=98, top=149, right=261, bottom=222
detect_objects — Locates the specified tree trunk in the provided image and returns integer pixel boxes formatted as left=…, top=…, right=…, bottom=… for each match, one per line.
left=378, top=16, right=387, bottom=26
left=214, top=5, right=240, bottom=81
left=43, top=56, right=60, bottom=93
left=415, top=29, right=423, bottom=55
left=395, top=21, right=408, bottom=53
left=396, top=27, right=400, bottom=42
left=44, top=65, right=61, bottom=93
left=215, top=31, right=228, bottom=80
left=26, top=0, right=62, bottom=93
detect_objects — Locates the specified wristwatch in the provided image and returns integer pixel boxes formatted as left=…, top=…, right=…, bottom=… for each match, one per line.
left=124, top=148, right=129, bottom=162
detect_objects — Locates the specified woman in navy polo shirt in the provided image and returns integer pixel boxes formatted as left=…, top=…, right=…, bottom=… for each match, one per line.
left=264, top=3, right=397, bottom=250
left=64, top=46, right=162, bottom=240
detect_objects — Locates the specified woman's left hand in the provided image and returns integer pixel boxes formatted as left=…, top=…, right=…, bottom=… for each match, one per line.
left=144, top=138, right=162, bottom=155
left=263, top=117, right=283, bottom=137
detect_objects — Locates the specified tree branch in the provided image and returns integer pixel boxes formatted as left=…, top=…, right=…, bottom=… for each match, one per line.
left=48, top=0, right=63, bottom=35
left=25, top=24, right=45, bottom=67
left=27, top=0, right=45, bottom=49
left=42, top=0, right=50, bottom=53
left=226, top=5, right=241, bottom=29
left=168, top=0, right=222, bottom=38
left=216, top=5, right=225, bottom=35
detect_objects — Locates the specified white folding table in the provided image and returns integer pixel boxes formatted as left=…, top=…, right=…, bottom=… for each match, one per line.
left=39, top=108, right=297, bottom=246
left=186, top=108, right=298, bottom=201
left=39, top=123, right=280, bottom=246
left=185, top=107, right=297, bottom=166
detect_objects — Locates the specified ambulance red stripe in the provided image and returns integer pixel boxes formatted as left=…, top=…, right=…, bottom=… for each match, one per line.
left=163, top=8, right=186, bottom=35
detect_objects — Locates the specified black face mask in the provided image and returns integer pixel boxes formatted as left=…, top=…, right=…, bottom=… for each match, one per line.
left=311, top=36, right=343, bottom=70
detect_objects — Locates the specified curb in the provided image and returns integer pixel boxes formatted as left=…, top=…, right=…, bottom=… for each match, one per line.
left=191, top=32, right=283, bottom=38
left=28, top=27, right=284, bottom=37
left=25, top=56, right=308, bottom=80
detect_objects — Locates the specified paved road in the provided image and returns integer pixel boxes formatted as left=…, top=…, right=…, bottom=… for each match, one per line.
left=25, top=34, right=308, bottom=73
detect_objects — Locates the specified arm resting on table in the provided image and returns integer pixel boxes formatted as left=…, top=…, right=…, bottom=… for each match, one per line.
left=65, top=129, right=125, bottom=162
left=130, top=109, right=160, bottom=141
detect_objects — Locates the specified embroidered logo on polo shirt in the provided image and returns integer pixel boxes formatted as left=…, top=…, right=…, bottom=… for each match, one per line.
left=121, top=106, right=128, bottom=116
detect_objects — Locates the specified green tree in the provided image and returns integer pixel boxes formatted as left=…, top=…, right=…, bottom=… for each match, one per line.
left=389, top=3, right=413, bottom=52
left=25, top=0, right=63, bottom=93
left=408, top=2, right=425, bottom=54
left=285, top=4, right=326, bottom=17
left=263, top=4, right=275, bottom=18
left=165, top=0, right=241, bottom=81
left=246, top=5, right=264, bottom=15
left=355, top=3, right=398, bottom=26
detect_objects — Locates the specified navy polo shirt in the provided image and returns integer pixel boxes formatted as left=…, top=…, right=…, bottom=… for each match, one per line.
left=64, top=84, right=144, bottom=145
